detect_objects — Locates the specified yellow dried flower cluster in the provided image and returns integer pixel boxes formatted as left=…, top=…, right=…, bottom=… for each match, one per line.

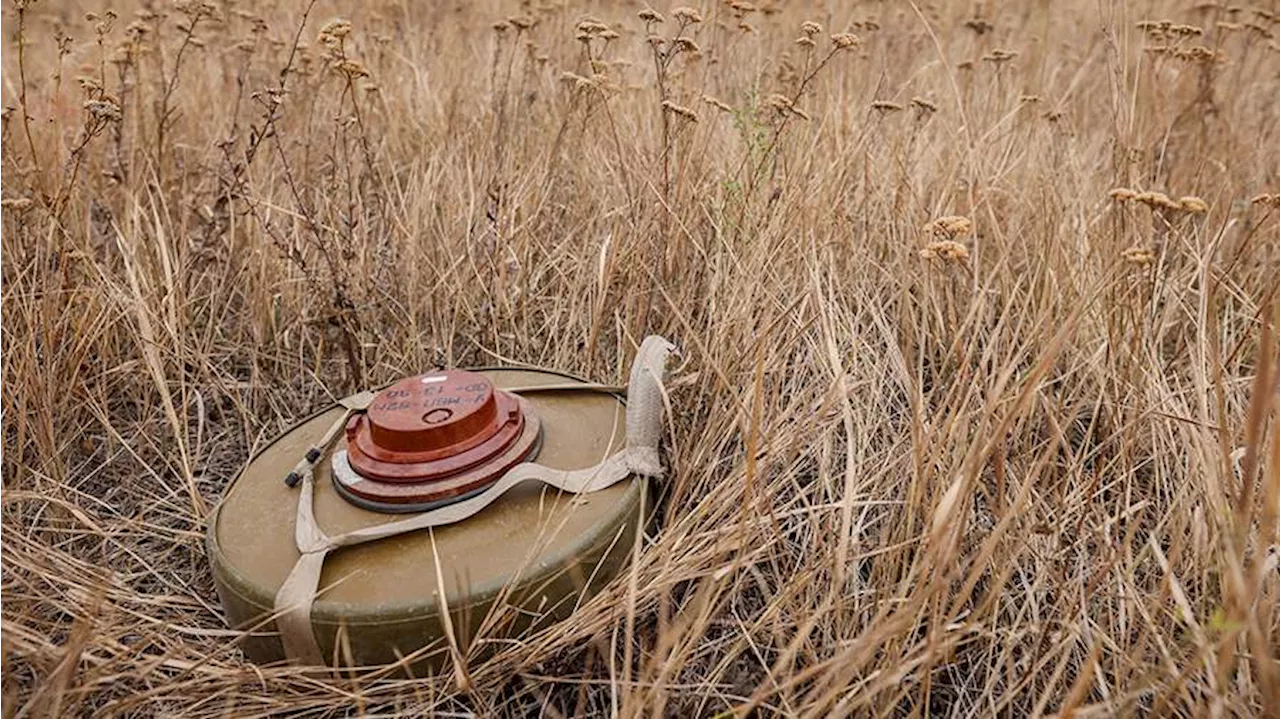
left=318, top=18, right=352, bottom=42
left=911, top=97, right=938, bottom=113
left=84, top=98, right=123, bottom=122
left=919, top=240, right=970, bottom=262
left=1145, top=44, right=1226, bottom=62
left=1110, top=188, right=1208, bottom=214
left=702, top=95, right=733, bottom=113
left=830, top=33, right=859, bottom=49
left=576, top=19, right=610, bottom=35
left=1138, top=20, right=1204, bottom=39
left=1135, top=191, right=1182, bottom=210
left=1121, top=246, right=1157, bottom=266
left=765, top=93, right=809, bottom=120
left=661, top=100, right=699, bottom=122
left=965, top=18, right=995, bottom=35
left=673, top=37, right=701, bottom=54
left=671, top=7, right=704, bottom=24
left=1, top=197, right=34, bottom=210
left=1178, top=196, right=1209, bottom=214
left=333, top=59, right=369, bottom=78
left=924, top=215, right=973, bottom=239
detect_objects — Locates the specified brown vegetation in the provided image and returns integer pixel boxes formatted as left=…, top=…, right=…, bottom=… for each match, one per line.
left=2, top=0, right=1278, bottom=715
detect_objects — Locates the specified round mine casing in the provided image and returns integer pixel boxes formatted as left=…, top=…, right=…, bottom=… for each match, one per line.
left=205, top=367, right=649, bottom=671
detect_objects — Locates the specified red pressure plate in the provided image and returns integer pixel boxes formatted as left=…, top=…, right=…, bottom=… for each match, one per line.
left=340, top=370, right=539, bottom=506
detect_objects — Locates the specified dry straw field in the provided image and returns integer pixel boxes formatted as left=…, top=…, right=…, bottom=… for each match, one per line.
left=3, top=0, right=1279, bottom=715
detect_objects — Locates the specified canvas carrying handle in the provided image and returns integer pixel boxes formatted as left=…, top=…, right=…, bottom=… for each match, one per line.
left=272, top=336, right=675, bottom=666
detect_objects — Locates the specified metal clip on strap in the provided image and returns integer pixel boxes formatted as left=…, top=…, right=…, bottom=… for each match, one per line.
left=272, top=336, right=675, bottom=666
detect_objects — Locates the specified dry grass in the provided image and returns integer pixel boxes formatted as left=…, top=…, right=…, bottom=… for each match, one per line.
left=3, top=0, right=1279, bottom=716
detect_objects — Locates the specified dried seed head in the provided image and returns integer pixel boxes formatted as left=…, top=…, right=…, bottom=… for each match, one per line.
left=702, top=95, right=733, bottom=112
left=925, top=215, right=973, bottom=238
left=319, top=18, right=352, bottom=40
left=84, top=98, right=122, bottom=122
left=1137, top=19, right=1173, bottom=36
left=730, top=2, right=758, bottom=15
left=1249, top=193, right=1280, bottom=208
left=920, top=240, right=970, bottom=262
left=638, top=8, right=664, bottom=23
left=757, top=92, right=808, bottom=118
left=910, top=96, right=938, bottom=113
left=674, top=37, right=701, bottom=53
left=333, top=59, right=369, bottom=78
left=508, top=15, right=535, bottom=30
left=1109, top=188, right=1137, bottom=201
left=830, top=33, right=859, bottom=49
left=801, top=20, right=823, bottom=36
left=1173, top=45, right=1225, bottom=62
left=982, top=48, right=1019, bottom=63
left=661, top=99, right=699, bottom=122
left=1134, top=191, right=1180, bottom=211
left=765, top=94, right=794, bottom=112
left=492, top=21, right=509, bottom=33
left=576, top=19, right=610, bottom=35
left=1, top=197, right=34, bottom=210
left=795, top=36, right=816, bottom=48
left=1122, top=246, right=1156, bottom=265
left=965, top=18, right=994, bottom=35
left=1178, top=196, right=1209, bottom=214
left=871, top=100, right=903, bottom=112
left=671, top=7, right=704, bottom=24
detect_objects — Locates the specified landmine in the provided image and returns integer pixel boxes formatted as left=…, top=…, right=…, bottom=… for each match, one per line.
left=206, top=337, right=673, bottom=669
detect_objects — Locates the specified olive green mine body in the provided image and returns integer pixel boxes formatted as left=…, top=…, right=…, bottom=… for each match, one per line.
left=206, top=367, right=648, bottom=670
